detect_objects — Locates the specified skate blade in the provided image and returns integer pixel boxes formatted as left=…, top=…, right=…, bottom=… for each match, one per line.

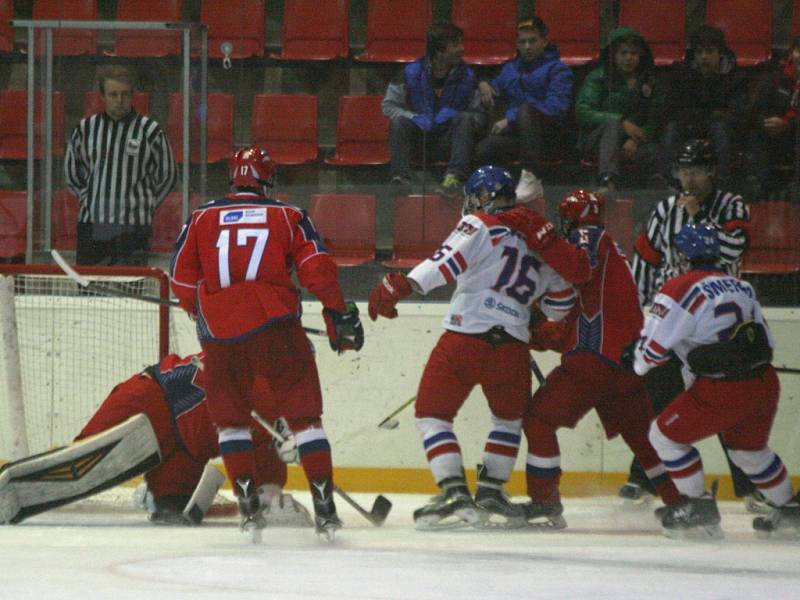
left=619, top=495, right=655, bottom=511
left=662, top=524, right=724, bottom=541
left=242, top=524, right=264, bottom=544
left=415, top=507, right=481, bottom=531
left=526, top=514, right=567, bottom=531
left=316, top=527, right=338, bottom=543
left=473, top=511, right=528, bottom=530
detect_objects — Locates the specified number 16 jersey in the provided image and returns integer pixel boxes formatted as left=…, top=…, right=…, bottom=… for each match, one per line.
left=408, top=212, right=576, bottom=342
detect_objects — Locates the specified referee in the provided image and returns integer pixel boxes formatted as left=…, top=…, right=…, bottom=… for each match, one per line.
left=65, top=65, right=176, bottom=266
left=623, top=137, right=757, bottom=506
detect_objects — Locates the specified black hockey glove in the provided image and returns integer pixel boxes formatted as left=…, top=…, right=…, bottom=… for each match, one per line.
left=619, top=338, right=639, bottom=372
left=323, top=301, right=364, bottom=354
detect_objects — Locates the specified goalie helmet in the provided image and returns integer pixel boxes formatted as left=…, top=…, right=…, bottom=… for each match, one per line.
left=674, top=222, right=720, bottom=269
left=229, top=145, right=276, bottom=190
left=462, top=165, right=515, bottom=216
left=558, top=189, right=604, bottom=236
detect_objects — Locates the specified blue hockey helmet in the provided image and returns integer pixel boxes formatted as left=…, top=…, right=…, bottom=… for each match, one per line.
left=674, top=223, right=721, bottom=266
left=462, top=165, right=515, bottom=216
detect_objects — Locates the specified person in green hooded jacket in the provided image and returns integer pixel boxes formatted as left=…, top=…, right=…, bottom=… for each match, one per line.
left=575, top=27, right=664, bottom=193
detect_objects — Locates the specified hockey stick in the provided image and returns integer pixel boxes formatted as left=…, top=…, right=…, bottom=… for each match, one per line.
left=250, top=411, right=392, bottom=526
left=377, top=395, right=416, bottom=430
left=776, top=366, right=800, bottom=375
left=530, top=357, right=545, bottom=385
left=50, top=249, right=328, bottom=337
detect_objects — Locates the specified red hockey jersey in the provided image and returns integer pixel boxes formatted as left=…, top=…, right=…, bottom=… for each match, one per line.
left=170, top=192, right=345, bottom=341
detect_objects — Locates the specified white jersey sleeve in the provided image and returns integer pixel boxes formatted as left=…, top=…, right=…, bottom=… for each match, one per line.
left=409, top=214, right=575, bottom=342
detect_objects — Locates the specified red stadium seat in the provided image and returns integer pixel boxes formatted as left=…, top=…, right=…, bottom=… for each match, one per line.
left=794, top=0, right=800, bottom=40
left=356, top=0, right=432, bottom=63
left=605, top=198, right=634, bottom=258
left=0, top=0, right=13, bottom=54
left=271, top=0, right=349, bottom=61
left=705, top=0, right=772, bottom=67
left=383, top=195, right=462, bottom=268
left=0, top=90, right=65, bottom=159
left=535, top=0, right=600, bottom=66
left=83, top=90, right=150, bottom=117
left=33, top=0, right=97, bottom=56
left=0, top=191, right=27, bottom=258
left=201, top=0, right=265, bottom=59
left=619, top=0, right=685, bottom=66
left=308, top=194, right=376, bottom=266
left=112, top=0, right=182, bottom=57
left=741, top=202, right=800, bottom=275
left=452, top=0, right=516, bottom=65
left=51, top=190, right=79, bottom=251
left=251, top=94, right=318, bottom=165
left=325, top=96, right=389, bottom=165
left=168, top=92, right=234, bottom=163
left=151, top=192, right=200, bottom=253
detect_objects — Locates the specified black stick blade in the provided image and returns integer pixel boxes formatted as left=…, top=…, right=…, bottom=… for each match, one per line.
left=370, top=495, right=393, bottom=526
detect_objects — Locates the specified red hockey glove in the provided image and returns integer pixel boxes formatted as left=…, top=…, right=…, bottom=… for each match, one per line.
left=323, top=301, right=364, bottom=354
left=368, top=273, right=412, bottom=321
left=497, top=206, right=557, bottom=251
left=529, top=319, right=572, bottom=353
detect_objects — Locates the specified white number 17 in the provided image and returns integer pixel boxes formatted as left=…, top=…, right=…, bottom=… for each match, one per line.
left=216, top=228, right=269, bottom=288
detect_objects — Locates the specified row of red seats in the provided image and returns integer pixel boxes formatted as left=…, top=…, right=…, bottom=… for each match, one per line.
left=0, top=0, right=781, bottom=66
left=1, top=192, right=796, bottom=276
left=0, top=90, right=384, bottom=166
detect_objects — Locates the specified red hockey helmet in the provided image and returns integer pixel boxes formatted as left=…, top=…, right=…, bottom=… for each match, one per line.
left=229, top=145, right=276, bottom=189
left=558, top=189, right=604, bottom=236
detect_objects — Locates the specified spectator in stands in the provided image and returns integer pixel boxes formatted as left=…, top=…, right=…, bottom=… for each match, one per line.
left=473, top=18, right=573, bottom=182
left=65, top=65, right=176, bottom=266
left=660, top=25, right=748, bottom=186
left=575, top=27, right=663, bottom=194
left=746, top=35, right=800, bottom=199
left=382, top=21, right=484, bottom=197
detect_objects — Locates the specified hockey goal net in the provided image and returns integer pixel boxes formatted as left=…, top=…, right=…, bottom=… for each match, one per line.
left=0, top=264, right=172, bottom=462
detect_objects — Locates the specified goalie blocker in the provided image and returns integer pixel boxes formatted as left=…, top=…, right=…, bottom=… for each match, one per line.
left=0, top=414, right=160, bottom=524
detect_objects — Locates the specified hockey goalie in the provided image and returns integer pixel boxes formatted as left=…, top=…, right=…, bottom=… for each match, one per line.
left=0, top=352, right=311, bottom=527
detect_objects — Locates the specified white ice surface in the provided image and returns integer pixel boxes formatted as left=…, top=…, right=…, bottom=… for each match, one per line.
left=1, top=491, right=798, bottom=600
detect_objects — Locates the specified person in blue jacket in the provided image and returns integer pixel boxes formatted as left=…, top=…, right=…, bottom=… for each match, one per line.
left=474, top=18, right=573, bottom=183
left=382, top=21, right=484, bottom=197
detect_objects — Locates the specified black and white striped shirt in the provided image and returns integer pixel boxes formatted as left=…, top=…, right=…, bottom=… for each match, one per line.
left=632, top=189, right=750, bottom=305
left=64, top=111, right=176, bottom=227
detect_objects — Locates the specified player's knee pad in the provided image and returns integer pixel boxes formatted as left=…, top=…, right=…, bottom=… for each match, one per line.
left=727, top=447, right=774, bottom=476
left=648, top=420, right=690, bottom=462
left=415, top=416, right=453, bottom=441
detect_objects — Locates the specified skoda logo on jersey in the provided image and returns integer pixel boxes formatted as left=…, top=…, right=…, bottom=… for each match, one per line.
left=223, top=210, right=244, bottom=223
left=484, top=297, right=496, bottom=309
left=220, top=207, right=267, bottom=225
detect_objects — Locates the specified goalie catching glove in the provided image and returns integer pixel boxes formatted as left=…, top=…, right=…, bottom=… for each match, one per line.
left=323, top=301, right=364, bottom=354
left=368, top=273, right=412, bottom=320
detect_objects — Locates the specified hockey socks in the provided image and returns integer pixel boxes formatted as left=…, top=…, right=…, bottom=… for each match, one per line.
left=481, top=416, right=521, bottom=484
left=218, top=427, right=257, bottom=494
left=294, top=426, right=333, bottom=483
left=416, top=417, right=464, bottom=483
left=729, top=448, right=793, bottom=507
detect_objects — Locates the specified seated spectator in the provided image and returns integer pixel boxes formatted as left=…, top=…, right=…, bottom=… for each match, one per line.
left=660, top=25, right=748, bottom=185
left=575, top=27, right=662, bottom=194
left=747, top=36, right=800, bottom=198
left=381, top=21, right=485, bottom=197
left=474, top=18, right=574, bottom=180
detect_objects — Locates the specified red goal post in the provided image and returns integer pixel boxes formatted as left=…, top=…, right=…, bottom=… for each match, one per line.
left=0, top=264, right=172, bottom=462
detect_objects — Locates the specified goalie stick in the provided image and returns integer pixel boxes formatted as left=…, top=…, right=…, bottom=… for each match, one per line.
left=50, top=249, right=327, bottom=337
left=250, top=411, right=392, bottom=526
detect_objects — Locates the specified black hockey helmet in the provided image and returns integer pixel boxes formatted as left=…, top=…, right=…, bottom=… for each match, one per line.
left=674, top=138, right=716, bottom=169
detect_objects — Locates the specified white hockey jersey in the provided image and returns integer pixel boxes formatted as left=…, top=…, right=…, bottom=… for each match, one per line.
left=633, top=268, right=774, bottom=385
left=408, top=212, right=576, bottom=342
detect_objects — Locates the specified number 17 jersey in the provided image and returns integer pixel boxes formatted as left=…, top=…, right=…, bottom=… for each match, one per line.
left=408, top=212, right=576, bottom=342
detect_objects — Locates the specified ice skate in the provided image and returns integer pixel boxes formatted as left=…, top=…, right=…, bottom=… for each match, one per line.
left=660, top=481, right=723, bottom=540
left=752, top=493, right=800, bottom=538
left=310, top=479, right=342, bottom=542
left=413, top=477, right=481, bottom=531
left=618, top=481, right=655, bottom=508
left=234, top=477, right=267, bottom=543
left=520, top=498, right=566, bottom=530
left=473, top=465, right=526, bottom=529
left=743, top=490, right=770, bottom=515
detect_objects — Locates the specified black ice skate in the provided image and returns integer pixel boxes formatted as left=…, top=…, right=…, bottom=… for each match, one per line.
left=413, top=477, right=480, bottom=531
left=234, top=477, right=267, bottom=542
left=752, top=492, right=800, bottom=538
left=310, top=479, right=342, bottom=542
left=660, top=481, right=723, bottom=540
left=743, top=490, right=770, bottom=515
left=520, top=498, right=567, bottom=530
left=618, top=481, right=656, bottom=507
left=473, top=464, right=526, bottom=529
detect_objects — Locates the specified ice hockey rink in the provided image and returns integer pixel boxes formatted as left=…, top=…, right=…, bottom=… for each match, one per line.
left=2, top=491, right=798, bottom=600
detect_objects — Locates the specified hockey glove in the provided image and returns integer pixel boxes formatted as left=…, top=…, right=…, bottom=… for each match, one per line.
left=323, top=301, right=365, bottom=354
left=368, top=272, right=412, bottom=320
left=411, top=114, right=433, bottom=132
left=620, top=338, right=639, bottom=372
left=273, top=417, right=299, bottom=464
left=434, top=107, right=458, bottom=125
left=496, top=206, right=557, bottom=251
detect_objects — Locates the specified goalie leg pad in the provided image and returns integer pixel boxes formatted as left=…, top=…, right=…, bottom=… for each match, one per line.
left=0, top=413, right=161, bottom=524
left=182, top=463, right=226, bottom=525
